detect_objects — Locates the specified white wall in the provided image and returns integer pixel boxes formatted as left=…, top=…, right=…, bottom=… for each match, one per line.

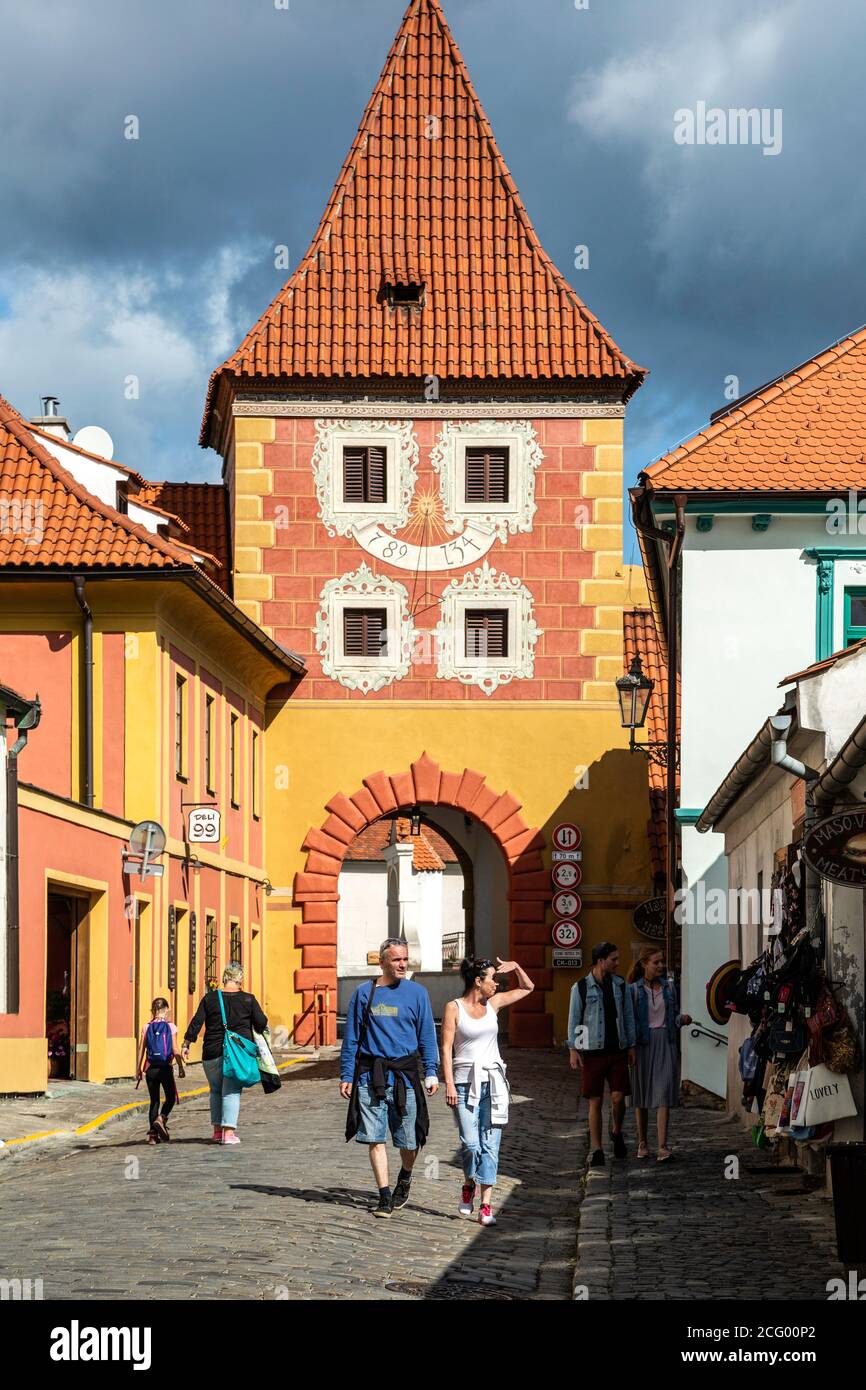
left=38, top=436, right=134, bottom=513
left=423, top=806, right=509, bottom=959
left=337, top=862, right=388, bottom=976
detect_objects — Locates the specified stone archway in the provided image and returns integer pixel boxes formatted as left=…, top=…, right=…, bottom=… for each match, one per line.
left=293, top=752, right=550, bottom=1046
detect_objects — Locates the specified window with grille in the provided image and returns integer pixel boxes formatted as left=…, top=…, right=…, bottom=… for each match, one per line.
left=230, top=920, right=242, bottom=965
left=465, top=447, right=510, bottom=504
left=343, top=608, right=389, bottom=658
left=343, top=446, right=387, bottom=504
left=465, top=609, right=509, bottom=659
left=205, top=915, right=218, bottom=985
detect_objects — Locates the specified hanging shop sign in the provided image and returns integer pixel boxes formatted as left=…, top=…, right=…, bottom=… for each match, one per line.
left=188, top=912, right=197, bottom=995
left=551, top=861, right=581, bottom=890
left=167, top=907, right=177, bottom=993
left=552, top=889, right=581, bottom=919
left=188, top=807, right=221, bottom=844
left=553, top=947, right=583, bottom=969
left=803, top=810, right=866, bottom=888
left=351, top=521, right=496, bottom=572
left=552, top=919, right=582, bottom=948
left=633, top=896, right=667, bottom=941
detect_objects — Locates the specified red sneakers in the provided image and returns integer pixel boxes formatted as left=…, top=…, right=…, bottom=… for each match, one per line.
left=478, top=1204, right=496, bottom=1226
left=458, top=1181, right=476, bottom=1217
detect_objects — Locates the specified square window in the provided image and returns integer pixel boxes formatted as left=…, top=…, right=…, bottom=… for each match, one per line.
left=845, top=587, right=866, bottom=646
left=465, top=448, right=510, bottom=504
left=343, top=446, right=387, bottom=505
left=465, top=608, right=509, bottom=659
left=343, top=607, right=389, bottom=658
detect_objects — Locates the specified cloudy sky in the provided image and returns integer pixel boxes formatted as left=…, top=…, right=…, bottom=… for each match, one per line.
left=2, top=0, right=864, bottom=555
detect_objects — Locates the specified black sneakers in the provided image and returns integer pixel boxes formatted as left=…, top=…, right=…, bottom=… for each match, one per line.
left=589, top=1149, right=605, bottom=1167
left=391, top=1175, right=412, bottom=1210
left=374, top=1192, right=393, bottom=1218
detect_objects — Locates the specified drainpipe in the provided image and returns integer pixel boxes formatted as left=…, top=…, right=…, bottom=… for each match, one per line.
left=665, top=496, right=687, bottom=974
left=73, top=577, right=94, bottom=808
left=5, top=697, right=41, bottom=1014
left=770, top=719, right=823, bottom=957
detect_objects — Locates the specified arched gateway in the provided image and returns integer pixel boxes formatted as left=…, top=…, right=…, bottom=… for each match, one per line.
left=292, top=752, right=550, bottom=1047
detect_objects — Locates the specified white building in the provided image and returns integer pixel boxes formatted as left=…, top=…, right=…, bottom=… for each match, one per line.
left=634, top=326, right=866, bottom=1096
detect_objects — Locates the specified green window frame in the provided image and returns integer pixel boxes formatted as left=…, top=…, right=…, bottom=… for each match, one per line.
left=844, top=587, right=866, bottom=647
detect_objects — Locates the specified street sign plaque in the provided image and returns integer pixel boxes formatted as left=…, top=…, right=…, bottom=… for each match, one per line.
left=553, top=947, right=583, bottom=969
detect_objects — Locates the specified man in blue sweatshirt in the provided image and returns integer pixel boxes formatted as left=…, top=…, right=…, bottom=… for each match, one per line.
left=340, top=937, right=439, bottom=1218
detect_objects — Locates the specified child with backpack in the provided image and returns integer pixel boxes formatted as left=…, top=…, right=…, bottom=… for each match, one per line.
left=136, top=998, right=182, bottom=1144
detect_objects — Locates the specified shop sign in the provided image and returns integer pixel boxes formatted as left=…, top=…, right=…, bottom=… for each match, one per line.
left=552, top=920, right=582, bottom=948
left=633, top=896, right=667, bottom=940
left=803, top=811, right=866, bottom=888
left=188, top=808, right=221, bottom=844
left=551, top=861, right=581, bottom=890
left=188, top=912, right=197, bottom=995
left=552, top=947, right=583, bottom=969
left=167, top=906, right=177, bottom=992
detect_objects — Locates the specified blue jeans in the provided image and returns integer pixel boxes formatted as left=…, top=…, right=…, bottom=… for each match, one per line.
left=454, top=1081, right=502, bottom=1186
left=355, top=1080, right=418, bottom=1149
left=202, top=1056, right=243, bottom=1129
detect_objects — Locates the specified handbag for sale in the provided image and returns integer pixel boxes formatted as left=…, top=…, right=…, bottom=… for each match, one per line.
left=823, top=1016, right=860, bottom=1074
left=217, top=990, right=261, bottom=1088
left=800, top=1064, right=858, bottom=1126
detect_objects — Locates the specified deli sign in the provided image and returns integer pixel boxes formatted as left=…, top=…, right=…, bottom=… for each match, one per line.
left=803, top=810, right=866, bottom=888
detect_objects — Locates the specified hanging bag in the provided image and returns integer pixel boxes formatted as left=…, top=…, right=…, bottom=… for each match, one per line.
left=800, top=1064, right=858, bottom=1126
left=217, top=990, right=261, bottom=1088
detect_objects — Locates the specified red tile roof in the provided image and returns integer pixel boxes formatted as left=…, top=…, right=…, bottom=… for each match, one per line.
left=643, top=325, right=866, bottom=492
left=201, top=0, right=643, bottom=444
left=780, top=636, right=866, bottom=687
left=132, top=482, right=230, bottom=588
left=624, top=607, right=677, bottom=881
left=344, top=817, right=457, bottom=871
left=0, top=394, right=195, bottom=573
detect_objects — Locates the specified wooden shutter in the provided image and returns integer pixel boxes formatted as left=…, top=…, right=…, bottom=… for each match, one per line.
left=465, top=447, right=509, bottom=503
left=465, top=609, right=509, bottom=659
left=343, top=446, right=387, bottom=504
left=343, top=608, right=388, bottom=657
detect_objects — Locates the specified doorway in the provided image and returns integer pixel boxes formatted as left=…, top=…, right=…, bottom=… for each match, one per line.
left=46, top=891, right=89, bottom=1080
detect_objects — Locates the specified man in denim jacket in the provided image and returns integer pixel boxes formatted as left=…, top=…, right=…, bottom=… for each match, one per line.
left=567, top=942, right=636, bottom=1166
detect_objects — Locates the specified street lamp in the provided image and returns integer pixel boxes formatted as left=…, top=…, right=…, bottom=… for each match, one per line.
left=616, top=656, right=653, bottom=739
left=409, top=806, right=422, bottom=836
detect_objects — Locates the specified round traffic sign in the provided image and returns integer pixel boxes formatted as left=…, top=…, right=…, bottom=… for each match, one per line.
left=551, top=861, right=582, bottom=890
left=552, top=889, right=581, bottom=919
left=552, top=823, right=581, bottom=852
left=552, top=920, right=582, bottom=948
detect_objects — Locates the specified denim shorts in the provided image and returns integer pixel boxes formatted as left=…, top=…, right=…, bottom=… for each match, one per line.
left=355, top=1080, right=418, bottom=1149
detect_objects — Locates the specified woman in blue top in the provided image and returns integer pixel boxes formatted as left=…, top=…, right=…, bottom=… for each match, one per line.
left=627, top=947, right=691, bottom=1163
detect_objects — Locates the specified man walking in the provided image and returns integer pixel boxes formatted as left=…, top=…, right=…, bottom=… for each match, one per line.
left=568, top=941, right=636, bottom=1167
left=340, top=938, right=439, bottom=1218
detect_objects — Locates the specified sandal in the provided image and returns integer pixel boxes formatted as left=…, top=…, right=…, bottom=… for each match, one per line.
left=656, top=1148, right=674, bottom=1163
left=636, top=1143, right=649, bottom=1160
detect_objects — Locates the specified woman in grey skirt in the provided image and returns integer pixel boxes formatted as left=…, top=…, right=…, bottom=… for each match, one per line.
left=628, top=948, right=691, bottom=1162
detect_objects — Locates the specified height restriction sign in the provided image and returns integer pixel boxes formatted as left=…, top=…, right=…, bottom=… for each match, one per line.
left=552, top=889, right=581, bottom=919
left=552, top=823, right=581, bottom=852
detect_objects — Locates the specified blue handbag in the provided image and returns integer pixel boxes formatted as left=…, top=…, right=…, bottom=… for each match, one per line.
left=217, top=990, right=261, bottom=1088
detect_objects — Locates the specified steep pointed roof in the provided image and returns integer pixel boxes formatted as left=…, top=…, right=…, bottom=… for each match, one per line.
left=643, top=325, right=866, bottom=492
left=201, top=0, right=642, bottom=445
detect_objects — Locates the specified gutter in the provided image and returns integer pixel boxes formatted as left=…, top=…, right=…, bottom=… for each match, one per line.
left=814, top=710, right=866, bottom=806
left=4, top=692, right=41, bottom=1015
left=696, top=715, right=793, bottom=834
left=73, top=577, right=94, bottom=808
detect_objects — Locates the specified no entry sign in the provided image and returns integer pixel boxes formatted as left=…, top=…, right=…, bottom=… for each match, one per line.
left=551, top=861, right=581, bottom=890
left=552, top=823, right=581, bottom=852
left=552, top=920, right=582, bottom=948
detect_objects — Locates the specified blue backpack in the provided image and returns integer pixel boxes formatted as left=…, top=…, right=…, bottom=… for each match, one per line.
left=145, top=1018, right=174, bottom=1065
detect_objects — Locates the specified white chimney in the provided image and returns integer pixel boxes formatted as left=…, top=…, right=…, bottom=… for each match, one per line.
left=31, top=396, right=72, bottom=441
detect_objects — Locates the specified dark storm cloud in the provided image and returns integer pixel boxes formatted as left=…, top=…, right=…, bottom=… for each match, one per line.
left=1, top=0, right=865, bottom=508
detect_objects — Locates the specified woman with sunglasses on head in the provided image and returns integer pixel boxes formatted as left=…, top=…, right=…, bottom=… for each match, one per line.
left=627, top=946, right=691, bottom=1163
left=441, top=955, right=534, bottom=1226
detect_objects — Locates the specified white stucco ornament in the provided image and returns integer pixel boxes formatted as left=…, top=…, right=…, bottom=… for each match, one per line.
left=434, top=561, right=543, bottom=695
left=314, top=563, right=414, bottom=694
left=312, top=419, right=419, bottom=538
left=430, top=420, right=543, bottom=540
left=350, top=519, right=496, bottom=571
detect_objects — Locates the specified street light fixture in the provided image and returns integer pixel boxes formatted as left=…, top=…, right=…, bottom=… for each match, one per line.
left=616, top=656, right=675, bottom=767
left=409, top=805, right=423, bottom=836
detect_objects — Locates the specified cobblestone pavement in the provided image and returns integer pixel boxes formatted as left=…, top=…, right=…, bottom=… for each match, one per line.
left=574, top=1098, right=846, bottom=1301
left=0, top=1049, right=581, bottom=1301
left=0, top=1053, right=848, bottom=1302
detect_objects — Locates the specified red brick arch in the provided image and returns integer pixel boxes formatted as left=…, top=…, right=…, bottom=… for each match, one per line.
left=292, top=751, right=552, bottom=1046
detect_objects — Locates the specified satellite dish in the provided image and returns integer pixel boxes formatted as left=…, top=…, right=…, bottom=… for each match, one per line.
left=72, top=425, right=114, bottom=460
left=129, top=821, right=166, bottom=856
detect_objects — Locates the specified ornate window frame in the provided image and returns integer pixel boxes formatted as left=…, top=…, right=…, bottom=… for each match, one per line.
left=430, top=420, right=543, bottom=540
left=312, top=419, right=419, bottom=538
left=434, top=562, right=543, bottom=695
left=314, top=564, right=414, bottom=694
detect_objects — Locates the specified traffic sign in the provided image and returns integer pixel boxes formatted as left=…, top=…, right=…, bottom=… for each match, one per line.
left=551, top=861, right=581, bottom=890
left=552, top=920, right=582, bottom=948
left=551, top=849, right=582, bottom=863
left=552, top=823, right=582, bottom=852
left=553, top=947, right=583, bottom=969
left=552, top=889, right=580, bottom=919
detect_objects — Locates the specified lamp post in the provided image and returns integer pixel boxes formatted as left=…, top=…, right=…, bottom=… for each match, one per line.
left=616, top=657, right=678, bottom=767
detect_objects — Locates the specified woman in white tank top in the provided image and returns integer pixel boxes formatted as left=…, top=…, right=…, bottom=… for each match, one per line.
left=441, top=955, right=534, bottom=1226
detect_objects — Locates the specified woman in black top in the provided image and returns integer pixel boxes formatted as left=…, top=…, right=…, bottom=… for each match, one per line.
left=183, top=963, right=267, bottom=1145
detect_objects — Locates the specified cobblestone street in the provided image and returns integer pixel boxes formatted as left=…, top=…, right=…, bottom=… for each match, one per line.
left=0, top=1050, right=846, bottom=1302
